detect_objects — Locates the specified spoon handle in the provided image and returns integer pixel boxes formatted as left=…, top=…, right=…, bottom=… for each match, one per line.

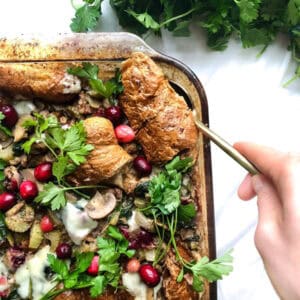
left=193, top=117, right=259, bottom=175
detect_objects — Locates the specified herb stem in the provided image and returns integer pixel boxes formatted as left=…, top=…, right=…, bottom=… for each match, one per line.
left=158, top=7, right=197, bottom=29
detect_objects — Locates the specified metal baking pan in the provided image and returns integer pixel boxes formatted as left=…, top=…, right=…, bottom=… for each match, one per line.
left=0, top=32, right=216, bottom=299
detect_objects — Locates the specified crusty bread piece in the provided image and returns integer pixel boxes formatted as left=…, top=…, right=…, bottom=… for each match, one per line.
left=0, top=63, right=81, bottom=102
left=120, top=52, right=197, bottom=163
left=69, top=117, right=133, bottom=185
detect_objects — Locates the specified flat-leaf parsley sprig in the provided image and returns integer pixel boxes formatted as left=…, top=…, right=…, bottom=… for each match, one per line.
left=143, top=156, right=233, bottom=292
left=67, top=63, right=123, bottom=105
left=22, top=113, right=96, bottom=210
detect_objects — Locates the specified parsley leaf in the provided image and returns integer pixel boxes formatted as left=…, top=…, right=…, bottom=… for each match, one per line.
left=148, top=156, right=193, bottom=215
left=177, top=203, right=197, bottom=223
left=189, top=249, right=234, bottom=292
left=44, top=252, right=94, bottom=300
left=70, top=0, right=103, bottom=32
left=92, top=226, right=135, bottom=297
left=67, top=63, right=123, bottom=103
left=234, top=0, right=262, bottom=23
left=35, top=182, right=67, bottom=211
left=125, top=10, right=160, bottom=31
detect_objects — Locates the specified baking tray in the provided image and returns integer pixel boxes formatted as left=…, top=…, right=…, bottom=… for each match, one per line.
left=0, top=32, right=216, bottom=300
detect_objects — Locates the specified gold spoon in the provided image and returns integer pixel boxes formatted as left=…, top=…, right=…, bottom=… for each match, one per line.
left=170, top=81, right=259, bottom=175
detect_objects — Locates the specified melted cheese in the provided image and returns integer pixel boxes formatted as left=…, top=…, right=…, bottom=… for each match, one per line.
left=122, top=273, right=147, bottom=300
left=13, top=101, right=36, bottom=116
left=128, top=210, right=140, bottom=232
left=61, top=74, right=81, bottom=94
left=0, top=259, right=9, bottom=293
left=62, top=202, right=98, bottom=245
left=15, top=246, right=55, bottom=300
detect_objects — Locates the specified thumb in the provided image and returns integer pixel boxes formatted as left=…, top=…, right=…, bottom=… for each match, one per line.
left=252, top=175, right=281, bottom=225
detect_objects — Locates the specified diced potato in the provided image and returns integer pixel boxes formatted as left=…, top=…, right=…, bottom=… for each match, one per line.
left=0, top=145, right=14, bottom=161
left=29, top=220, right=43, bottom=249
left=44, top=230, right=61, bottom=252
left=5, top=203, right=34, bottom=233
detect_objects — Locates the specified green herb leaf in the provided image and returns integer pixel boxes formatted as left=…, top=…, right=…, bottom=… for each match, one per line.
left=70, top=0, right=103, bottom=32
left=90, top=275, right=106, bottom=297
left=177, top=203, right=197, bottom=223
left=47, top=254, right=69, bottom=280
left=68, top=64, right=124, bottom=101
left=34, top=182, right=67, bottom=210
left=126, top=10, right=160, bottom=30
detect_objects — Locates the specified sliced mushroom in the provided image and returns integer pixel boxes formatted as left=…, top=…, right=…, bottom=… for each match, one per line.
left=135, top=211, right=155, bottom=232
left=5, top=202, right=34, bottom=233
left=13, top=115, right=32, bottom=142
left=44, top=230, right=61, bottom=252
left=85, top=191, right=117, bottom=219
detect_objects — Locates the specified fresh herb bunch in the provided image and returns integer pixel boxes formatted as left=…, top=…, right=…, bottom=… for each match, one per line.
left=41, top=252, right=95, bottom=300
left=144, top=156, right=233, bottom=292
left=91, top=226, right=135, bottom=296
left=67, top=63, right=123, bottom=105
left=43, top=226, right=134, bottom=299
left=22, top=113, right=96, bottom=210
left=70, top=0, right=300, bottom=84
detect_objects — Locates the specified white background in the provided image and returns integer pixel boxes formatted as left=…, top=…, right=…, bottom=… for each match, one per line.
left=1, top=1, right=300, bottom=299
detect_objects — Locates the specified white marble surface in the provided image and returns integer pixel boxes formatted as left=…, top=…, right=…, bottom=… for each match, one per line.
left=1, top=1, right=300, bottom=299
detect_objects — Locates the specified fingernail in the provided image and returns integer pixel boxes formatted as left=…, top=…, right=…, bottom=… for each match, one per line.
left=251, top=175, right=264, bottom=193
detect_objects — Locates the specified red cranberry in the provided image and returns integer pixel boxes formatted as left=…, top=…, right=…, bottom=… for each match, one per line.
left=19, top=181, right=38, bottom=201
left=56, top=243, right=72, bottom=259
left=4, top=178, right=18, bottom=192
left=87, top=255, right=99, bottom=276
left=139, top=264, right=160, bottom=287
left=34, top=162, right=52, bottom=182
left=0, top=192, right=16, bottom=211
left=133, top=156, right=152, bottom=177
left=105, top=106, right=123, bottom=125
left=0, top=275, right=10, bottom=298
left=0, top=104, right=18, bottom=128
left=127, top=258, right=140, bottom=273
left=94, top=108, right=105, bottom=117
left=40, top=216, right=54, bottom=233
left=114, top=125, right=135, bottom=143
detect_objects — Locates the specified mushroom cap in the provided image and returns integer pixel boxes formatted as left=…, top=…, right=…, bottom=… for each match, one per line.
left=85, top=191, right=117, bottom=219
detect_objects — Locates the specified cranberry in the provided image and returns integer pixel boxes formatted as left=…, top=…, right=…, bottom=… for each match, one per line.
left=133, top=156, right=152, bottom=177
left=4, top=178, right=18, bottom=192
left=87, top=255, right=99, bottom=276
left=19, top=181, right=38, bottom=200
left=40, top=216, right=54, bottom=233
left=114, top=125, right=135, bottom=143
left=105, top=106, right=123, bottom=125
left=56, top=243, right=72, bottom=259
left=34, top=162, right=52, bottom=182
left=127, top=258, right=140, bottom=273
left=0, top=192, right=16, bottom=211
left=0, top=275, right=10, bottom=298
left=0, top=104, right=18, bottom=128
left=139, top=264, right=160, bottom=287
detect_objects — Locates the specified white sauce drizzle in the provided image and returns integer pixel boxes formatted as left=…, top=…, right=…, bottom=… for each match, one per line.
left=15, top=246, right=55, bottom=300
left=62, top=202, right=98, bottom=245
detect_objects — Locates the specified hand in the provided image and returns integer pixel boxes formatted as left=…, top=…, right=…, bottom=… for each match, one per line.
left=234, top=142, right=300, bottom=300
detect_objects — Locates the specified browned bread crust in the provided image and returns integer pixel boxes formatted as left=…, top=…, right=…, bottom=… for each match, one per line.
left=120, top=52, right=197, bottom=163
